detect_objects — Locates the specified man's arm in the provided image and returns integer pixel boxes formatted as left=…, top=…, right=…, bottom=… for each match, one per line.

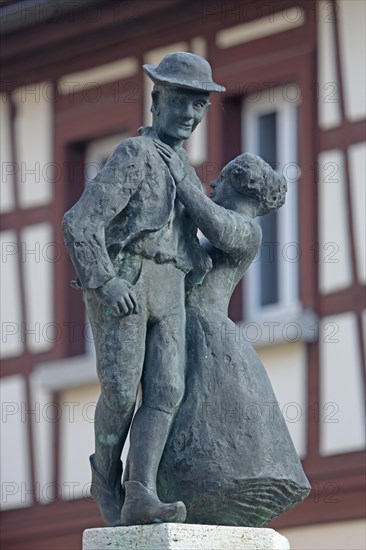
left=62, top=139, right=143, bottom=315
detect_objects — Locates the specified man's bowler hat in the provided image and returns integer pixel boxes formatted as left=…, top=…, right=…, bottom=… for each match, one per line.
left=143, top=52, right=225, bottom=93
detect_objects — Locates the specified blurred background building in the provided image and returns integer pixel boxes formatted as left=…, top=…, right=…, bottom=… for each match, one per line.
left=1, top=1, right=365, bottom=549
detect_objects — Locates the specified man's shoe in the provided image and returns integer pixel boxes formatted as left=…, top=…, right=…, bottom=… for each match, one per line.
left=120, top=481, right=186, bottom=525
left=90, top=454, right=124, bottom=526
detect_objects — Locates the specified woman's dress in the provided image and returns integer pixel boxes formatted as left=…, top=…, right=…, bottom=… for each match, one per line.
left=157, top=186, right=311, bottom=527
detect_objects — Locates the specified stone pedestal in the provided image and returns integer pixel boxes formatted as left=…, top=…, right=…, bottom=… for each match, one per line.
left=83, top=524, right=290, bottom=549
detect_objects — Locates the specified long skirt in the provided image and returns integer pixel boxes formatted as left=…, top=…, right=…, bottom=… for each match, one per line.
left=158, top=306, right=311, bottom=526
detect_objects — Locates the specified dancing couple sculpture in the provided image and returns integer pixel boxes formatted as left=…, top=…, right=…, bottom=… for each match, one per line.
left=63, top=52, right=310, bottom=528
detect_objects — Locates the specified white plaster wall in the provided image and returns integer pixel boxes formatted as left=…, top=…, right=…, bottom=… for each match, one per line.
left=337, top=0, right=366, bottom=122
left=29, top=372, right=54, bottom=503
left=59, top=383, right=100, bottom=499
left=257, top=342, right=307, bottom=458
left=216, top=7, right=305, bottom=49
left=0, top=94, right=16, bottom=212
left=58, top=57, right=138, bottom=94
left=187, top=99, right=207, bottom=169
left=0, top=375, right=32, bottom=510
left=143, top=42, right=188, bottom=126
left=348, top=141, right=366, bottom=284
left=186, top=37, right=208, bottom=166
left=0, top=230, right=23, bottom=358
left=190, top=37, right=207, bottom=58
left=320, top=312, right=365, bottom=455
left=13, top=82, right=53, bottom=208
left=317, top=1, right=342, bottom=129
left=21, top=223, right=54, bottom=353
left=318, top=149, right=352, bottom=293
left=280, top=519, right=366, bottom=550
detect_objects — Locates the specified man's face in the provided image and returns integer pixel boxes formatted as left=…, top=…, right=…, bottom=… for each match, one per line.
left=154, top=87, right=210, bottom=141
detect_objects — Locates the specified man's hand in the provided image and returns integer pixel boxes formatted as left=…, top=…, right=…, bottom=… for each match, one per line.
left=94, top=277, right=138, bottom=317
left=154, top=140, right=186, bottom=184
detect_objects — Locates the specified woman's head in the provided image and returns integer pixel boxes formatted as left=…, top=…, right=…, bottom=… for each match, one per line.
left=211, top=153, right=287, bottom=216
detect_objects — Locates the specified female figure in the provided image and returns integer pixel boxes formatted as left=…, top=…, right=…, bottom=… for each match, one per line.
left=154, top=143, right=311, bottom=527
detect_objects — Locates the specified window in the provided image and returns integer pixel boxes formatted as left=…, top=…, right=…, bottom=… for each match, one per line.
left=242, top=86, right=301, bottom=324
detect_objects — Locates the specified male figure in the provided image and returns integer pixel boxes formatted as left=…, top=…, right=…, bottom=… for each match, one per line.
left=63, top=52, right=225, bottom=526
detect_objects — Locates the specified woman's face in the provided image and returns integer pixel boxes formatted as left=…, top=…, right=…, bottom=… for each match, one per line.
left=209, top=164, right=234, bottom=205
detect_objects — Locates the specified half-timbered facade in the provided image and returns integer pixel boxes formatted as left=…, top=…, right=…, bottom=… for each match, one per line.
left=1, top=1, right=365, bottom=549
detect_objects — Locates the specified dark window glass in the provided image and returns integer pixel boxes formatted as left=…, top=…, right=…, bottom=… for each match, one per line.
left=258, top=112, right=277, bottom=168
left=258, top=112, right=278, bottom=306
left=260, top=211, right=279, bottom=305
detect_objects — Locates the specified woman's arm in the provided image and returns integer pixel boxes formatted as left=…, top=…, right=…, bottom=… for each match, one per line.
left=177, top=178, right=258, bottom=254
left=154, top=140, right=259, bottom=254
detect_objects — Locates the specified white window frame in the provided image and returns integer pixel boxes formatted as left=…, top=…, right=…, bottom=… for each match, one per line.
left=242, top=87, right=301, bottom=324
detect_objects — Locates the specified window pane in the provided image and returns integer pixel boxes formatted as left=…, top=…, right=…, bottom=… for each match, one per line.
left=258, top=112, right=278, bottom=306
left=258, top=112, right=277, bottom=168
left=260, top=211, right=279, bottom=306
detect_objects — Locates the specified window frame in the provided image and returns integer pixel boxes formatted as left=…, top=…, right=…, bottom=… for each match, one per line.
left=242, top=87, right=301, bottom=323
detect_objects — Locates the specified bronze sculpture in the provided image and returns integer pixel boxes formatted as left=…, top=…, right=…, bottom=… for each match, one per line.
left=63, top=52, right=310, bottom=528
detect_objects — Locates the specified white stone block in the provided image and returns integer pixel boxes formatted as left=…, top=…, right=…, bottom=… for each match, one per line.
left=83, top=524, right=290, bottom=550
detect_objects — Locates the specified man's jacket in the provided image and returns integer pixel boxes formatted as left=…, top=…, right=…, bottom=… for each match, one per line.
left=62, top=127, right=212, bottom=290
